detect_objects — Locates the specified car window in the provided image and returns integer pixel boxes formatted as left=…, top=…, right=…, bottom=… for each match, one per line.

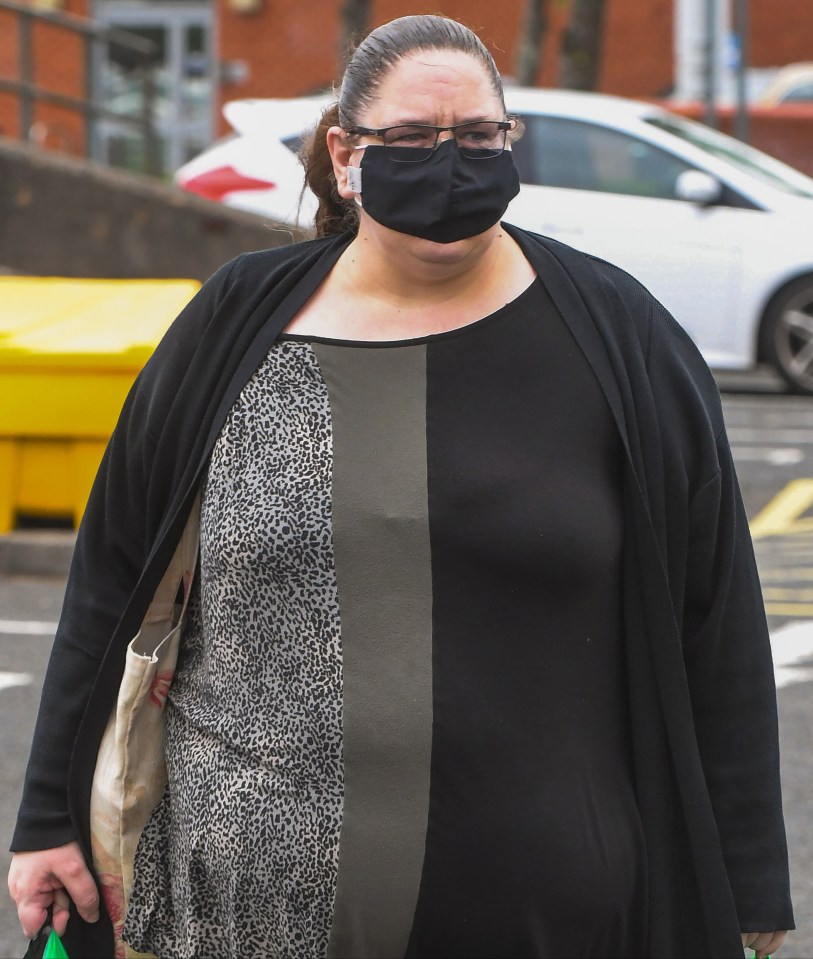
left=646, top=114, right=813, bottom=198
left=282, top=133, right=306, bottom=154
left=780, top=82, right=813, bottom=103
left=511, top=115, right=693, bottom=199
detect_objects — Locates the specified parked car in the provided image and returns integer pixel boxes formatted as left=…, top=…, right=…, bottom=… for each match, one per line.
left=175, top=89, right=813, bottom=393
left=175, top=95, right=329, bottom=227
left=758, top=62, right=813, bottom=105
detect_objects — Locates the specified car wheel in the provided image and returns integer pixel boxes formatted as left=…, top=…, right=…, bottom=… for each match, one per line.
left=760, top=275, right=813, bottom=394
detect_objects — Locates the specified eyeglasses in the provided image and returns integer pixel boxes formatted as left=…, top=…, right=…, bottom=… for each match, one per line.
left=347, top=120, right=513, bottom=162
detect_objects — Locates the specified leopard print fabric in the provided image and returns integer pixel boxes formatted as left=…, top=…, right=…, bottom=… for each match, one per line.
left=123, top=341, right=343, bottom=959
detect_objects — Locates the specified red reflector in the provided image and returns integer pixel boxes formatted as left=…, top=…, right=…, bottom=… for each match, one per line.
left=180, top=165, right=276, bottom=201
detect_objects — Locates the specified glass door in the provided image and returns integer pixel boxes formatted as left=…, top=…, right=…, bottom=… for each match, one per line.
left=93, top=1, right=215, bottom=177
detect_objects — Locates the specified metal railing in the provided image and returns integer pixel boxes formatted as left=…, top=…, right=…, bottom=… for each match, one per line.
left=0, top=0, right=161, bottom=173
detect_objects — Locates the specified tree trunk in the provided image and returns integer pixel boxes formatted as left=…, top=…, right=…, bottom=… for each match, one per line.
left=515, top=0, right=550, bottom=87
left=558, top=0, right=607, bottom=90
left=338, top=0, right=371, bottom=69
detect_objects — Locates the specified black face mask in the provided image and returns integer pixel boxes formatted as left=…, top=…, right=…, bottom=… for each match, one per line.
left=349, top=138, right=521, bottom=244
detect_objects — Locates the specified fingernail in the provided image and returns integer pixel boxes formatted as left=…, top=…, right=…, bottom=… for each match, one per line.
left=89, top=911, right=99, bottom=923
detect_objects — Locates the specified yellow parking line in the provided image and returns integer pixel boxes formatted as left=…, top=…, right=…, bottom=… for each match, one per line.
left=750, top=480, right=813, bottom=540
left=759, top=568, right=813, bottom=580
left=764, top=603, right=813, bottom=617
left=763, top=587, right=813, bottom=601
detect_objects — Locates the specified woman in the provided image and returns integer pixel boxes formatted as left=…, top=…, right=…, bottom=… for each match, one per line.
left=8, top=14, right=793, bottom=959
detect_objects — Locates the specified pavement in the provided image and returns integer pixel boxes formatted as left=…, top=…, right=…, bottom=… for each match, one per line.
left=0, top=528, right=76, bottom=578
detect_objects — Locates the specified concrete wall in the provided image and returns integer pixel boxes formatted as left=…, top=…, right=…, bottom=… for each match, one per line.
left=0, top=136, right=307, bottom=280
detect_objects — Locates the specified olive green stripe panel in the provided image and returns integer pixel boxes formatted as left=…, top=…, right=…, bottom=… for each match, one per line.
left=314, top=342, right=432, bottom=959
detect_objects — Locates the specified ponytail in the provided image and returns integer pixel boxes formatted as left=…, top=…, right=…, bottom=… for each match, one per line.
left=300, top=102, right=359, bottom=238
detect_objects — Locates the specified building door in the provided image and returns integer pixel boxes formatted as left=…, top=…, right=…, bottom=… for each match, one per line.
left=93, top=0, right=215, bottom=176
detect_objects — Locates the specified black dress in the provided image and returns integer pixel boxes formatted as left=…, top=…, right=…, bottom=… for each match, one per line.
left=125, top=277, right=648, bottom=959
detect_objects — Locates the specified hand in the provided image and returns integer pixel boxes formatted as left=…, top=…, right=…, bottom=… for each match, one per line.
left=741, top=930, right=788, bottom=957
left=8, top=842, right=99, bottom=939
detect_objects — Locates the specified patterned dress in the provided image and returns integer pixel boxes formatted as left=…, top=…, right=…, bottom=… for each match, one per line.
left=124, top=278, right=648, bottom=959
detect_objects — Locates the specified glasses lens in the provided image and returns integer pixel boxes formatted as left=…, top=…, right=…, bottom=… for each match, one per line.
left=382, top=125, right=437, bottom=162
left=379, top=122, right=508, bottom=161
left=456, top=121, right=507, bottom=158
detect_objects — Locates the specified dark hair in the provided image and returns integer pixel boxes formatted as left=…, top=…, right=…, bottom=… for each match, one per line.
left=301, top=15, right=505, bottom=238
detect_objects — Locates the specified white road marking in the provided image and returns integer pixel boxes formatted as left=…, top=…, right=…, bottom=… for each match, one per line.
left=771, top=621, right=813, bottom=689
left=0, top=671, right=33, bottom=691
left=727, top=428, right=813, bottom=444
left=0, top=619, right=58, bottom=635
left=731, top=447, right=805, bottom=465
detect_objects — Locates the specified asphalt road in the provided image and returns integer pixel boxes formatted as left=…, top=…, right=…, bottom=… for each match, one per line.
left=1, top=371, right=813, bottom=957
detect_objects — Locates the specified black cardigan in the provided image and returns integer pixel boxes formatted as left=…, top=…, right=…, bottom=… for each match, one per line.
left=12, top=225, right=794, bottom=958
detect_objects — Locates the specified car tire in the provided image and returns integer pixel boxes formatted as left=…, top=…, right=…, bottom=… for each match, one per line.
left=759, top=275, right=813, bottom=395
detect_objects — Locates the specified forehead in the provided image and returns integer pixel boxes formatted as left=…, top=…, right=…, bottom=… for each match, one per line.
left=362, top=49, right=502, bottom=124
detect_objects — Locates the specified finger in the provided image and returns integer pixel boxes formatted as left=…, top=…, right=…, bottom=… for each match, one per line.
left=57, top=860, right=100, bottom=926
left=760, top=930, right=788, bottom=956
left=742, top=932, right=760, bottom=948
left=51, top=886, right=75, bottom=938
left=17, top=898, right=51, bottom=941
left=747, top=930, right=784, bottom=958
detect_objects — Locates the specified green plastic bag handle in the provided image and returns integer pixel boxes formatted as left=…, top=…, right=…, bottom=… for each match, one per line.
left=42, top=930, right=69, bottom=959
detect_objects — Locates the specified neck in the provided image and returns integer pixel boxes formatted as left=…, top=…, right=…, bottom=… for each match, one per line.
left=338, top=223, right=516, bottom=311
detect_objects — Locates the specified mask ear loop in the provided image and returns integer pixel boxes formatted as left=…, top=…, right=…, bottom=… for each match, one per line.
left=347, top=144, right=366, bottom=207
left=347, top=165, right=362, bottom=193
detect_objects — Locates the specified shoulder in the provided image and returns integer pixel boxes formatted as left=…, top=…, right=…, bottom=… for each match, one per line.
left=507, top=224, right=670, bottom=343
left=127, top=233, right=350, bottom=433
left=201, top=232, right=348, bottom=303
left=147, top=232, right=347, bottom=361
left=507, top=224, right=725, bottom=437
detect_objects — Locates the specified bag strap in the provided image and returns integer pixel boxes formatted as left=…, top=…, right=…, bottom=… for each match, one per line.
left=143, top=490, right=202, bottom=625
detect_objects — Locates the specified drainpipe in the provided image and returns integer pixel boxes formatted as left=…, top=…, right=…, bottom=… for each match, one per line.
left=732, top=0, right=750, bottom=142
left=675, top=0, right=730, bottom=123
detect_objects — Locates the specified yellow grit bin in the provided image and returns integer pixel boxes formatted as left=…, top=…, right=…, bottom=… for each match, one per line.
left=0, top=277, right=201, bottom=533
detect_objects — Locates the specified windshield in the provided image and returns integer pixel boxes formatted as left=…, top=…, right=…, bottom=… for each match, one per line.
left=646, top=114, right=813, bottom=198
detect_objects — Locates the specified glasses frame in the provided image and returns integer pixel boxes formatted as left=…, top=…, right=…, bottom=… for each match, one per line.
left=346, top=119, right=515, bottom=161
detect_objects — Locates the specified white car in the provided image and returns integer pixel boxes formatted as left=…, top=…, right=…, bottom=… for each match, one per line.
left=175, top=89, right=813, bottom=393
left=175, top=95, right=330, bottom=228
left=758, top=62, right=813, bottom=105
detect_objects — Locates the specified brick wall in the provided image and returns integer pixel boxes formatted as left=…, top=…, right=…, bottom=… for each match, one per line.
left=600, top=0, right=674, bottom=97
left=750, top=0, right=813, bottom=68
left=220, top=0, right=340, bottom=101
left=218, top=0, right=676, bottom=114
left=0, top=0, right=90, bottom=152
left=0, top=5, right=22, bottom=140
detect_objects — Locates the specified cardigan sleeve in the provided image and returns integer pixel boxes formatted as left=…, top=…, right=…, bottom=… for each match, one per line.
left=10, top=258, right=240, bottom=853
left=642, top=295, right=795, bottom=931
left=516, top=231, right=795, bottom=934
left=681, top=423, right=795, bottom=932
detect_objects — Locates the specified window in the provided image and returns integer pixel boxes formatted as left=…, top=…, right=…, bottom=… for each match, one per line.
left=511, top=115, right=693, bottom=200
left=646, top=114, right=813, bottom=198
left=781, top=82, right=813, bottom=104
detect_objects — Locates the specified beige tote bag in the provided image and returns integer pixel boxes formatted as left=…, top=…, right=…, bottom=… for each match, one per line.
left=90, top=495, right=200, bottom=959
